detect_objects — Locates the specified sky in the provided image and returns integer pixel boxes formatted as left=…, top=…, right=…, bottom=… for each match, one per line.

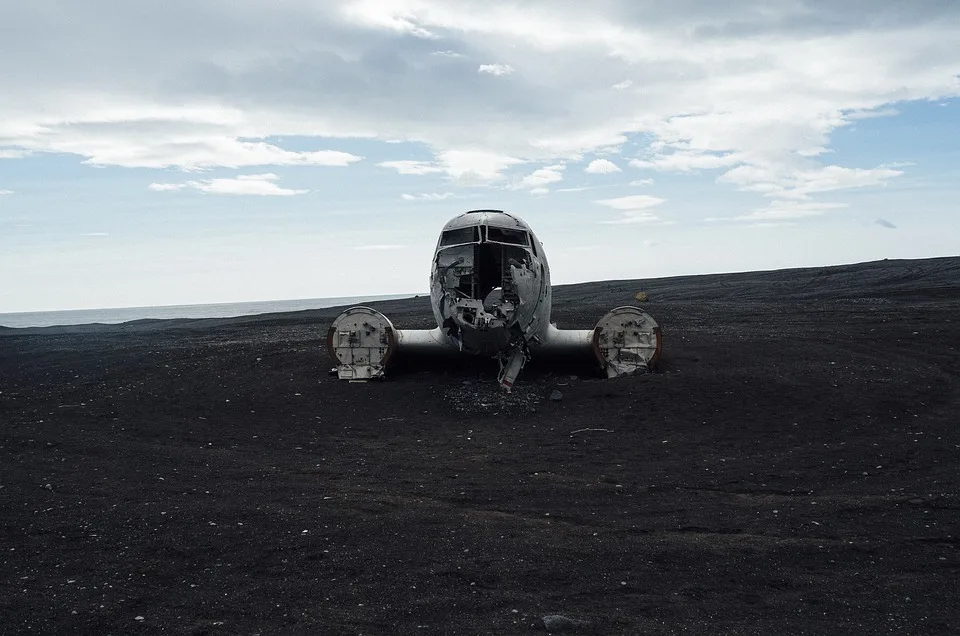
left=1, top=1, right=959, bottom=312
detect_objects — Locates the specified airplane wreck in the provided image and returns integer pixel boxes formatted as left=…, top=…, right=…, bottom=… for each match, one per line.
left=328, top=210, right=661, bottom=390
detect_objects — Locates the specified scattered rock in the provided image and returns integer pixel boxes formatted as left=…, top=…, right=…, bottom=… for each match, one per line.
left=549, top=390, right=563, bottom=402
left=542, top=614, right=588, bottom=632
left=442, top=382, right=540, bottom=415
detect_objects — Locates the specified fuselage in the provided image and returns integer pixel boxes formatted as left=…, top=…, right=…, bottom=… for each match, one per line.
left=429, top=210, right=552, bottom=356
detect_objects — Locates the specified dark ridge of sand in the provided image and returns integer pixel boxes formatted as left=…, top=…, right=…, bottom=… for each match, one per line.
left=1, top=255, right=958, bottom=635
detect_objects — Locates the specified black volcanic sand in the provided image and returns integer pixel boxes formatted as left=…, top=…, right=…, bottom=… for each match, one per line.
left=2, top=257, right=959, bottom=635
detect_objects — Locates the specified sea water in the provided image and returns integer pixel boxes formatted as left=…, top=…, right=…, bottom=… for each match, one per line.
left=0, top=294, right=420, bottom=329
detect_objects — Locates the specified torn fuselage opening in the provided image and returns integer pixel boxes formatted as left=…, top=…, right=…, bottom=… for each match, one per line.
left=433, top=226, right=540, bottom=355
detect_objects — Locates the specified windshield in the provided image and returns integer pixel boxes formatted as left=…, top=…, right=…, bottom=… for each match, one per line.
left=485, top=227, right=529, bottom=246
left=439, top=226, right=481, bottom=246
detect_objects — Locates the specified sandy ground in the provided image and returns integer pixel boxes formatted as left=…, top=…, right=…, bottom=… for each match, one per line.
left=1, top=256, right=958, bottom=635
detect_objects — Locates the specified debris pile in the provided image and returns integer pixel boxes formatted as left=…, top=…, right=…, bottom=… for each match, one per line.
left=441, top=381, right=542, bottom=415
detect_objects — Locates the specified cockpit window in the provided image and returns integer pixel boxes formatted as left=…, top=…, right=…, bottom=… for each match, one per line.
left=439, top=226, right=480, bottom=246
left=485, top=227, right=529, bottom=246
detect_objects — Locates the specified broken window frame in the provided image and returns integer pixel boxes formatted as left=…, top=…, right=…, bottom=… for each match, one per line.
left=439, top=226, right=481, bottom=247
left=483, top=226, right=530, bottom=247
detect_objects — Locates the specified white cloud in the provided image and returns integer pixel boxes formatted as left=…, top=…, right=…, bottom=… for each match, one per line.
left=400, top=192, right=457, bottom=201
left=595, top=194, right=667, bottom=224
left=879, top=161, right=916, bottom=169
left=0, top=1, right=958, bottom=208
left=629, top=178, right=654, bottom=186
left=380, top=151, right=522, bottom=182
left=600, top=212, right=662, bottom=225
left=340, top=3, right=437, bottom=39
left=149, top=173, right=308, bottom=196
left=81, top=232, right=108, bottom=237
left=585, top=158, right=621, bottom=174
left=737, top=200, right=848, bottom=221
left=595, top=194, right=665, bottom=211
left=379, top=160, right=445, bottom=175
left=555, top=185, right=601, bottom=192
left=0, top=189, right=13, bottom=195
left=440, top=149, right=524, bottom=182
left=720, top=164, right=904, bottom=200
left=147, top=183, right=185, bottom=192
left=515, top=164, right=565, bottom=190
left=630, top=151, right=743, bottom=173
left=478, top=63, right=514, bottom=76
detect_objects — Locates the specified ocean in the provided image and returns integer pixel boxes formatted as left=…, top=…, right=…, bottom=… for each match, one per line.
left=0, top=294, right=421, bottom=329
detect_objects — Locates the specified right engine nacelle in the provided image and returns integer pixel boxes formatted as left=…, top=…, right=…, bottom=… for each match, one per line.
left=592, top=306, right=662, bottom=378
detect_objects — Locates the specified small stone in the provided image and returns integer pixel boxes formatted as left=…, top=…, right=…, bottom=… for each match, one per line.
left=542, top=614, right=586, bottom=632
left=549, top=390, right=563, bottom=402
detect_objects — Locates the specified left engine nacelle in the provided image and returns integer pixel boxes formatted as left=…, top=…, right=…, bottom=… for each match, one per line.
left=327, top=307, right=397, bottom=380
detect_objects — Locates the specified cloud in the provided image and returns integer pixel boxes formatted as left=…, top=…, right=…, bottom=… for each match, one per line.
left=353, top=244, right=406, bottom=250
left=380, top=151, right=522, bottom=182
left=611, top=80, right=632, bottom=90
left=720, top=164, right=904, bottom=200
left=478, top=63, right=515, bottom=76
left=400, top=192, right=458, bottom=201
left=340, top=3, right=437, bottom=39
left=879, top=161, right=916, bottom=169
left=875, top=218, right=898, bottom=229
left=630, top=151, right=743, bottom=173
left=595, top=194, right=667, bottom=224
left=737, top=200, right=848, bottom=221
left=0, top=189, right=13, bottom=195
left=555, top=185, right=601, bottom=192
left=439, top=149, right=523, bottom=182
left=0, top=1, right=958, bottom=204
left=595, top=194, right=666, bottom=211
left=515, top=164, right=565, bottom=191
left=585, top=159, right=621, bottom=174
left=148, top=173, right=308, bottom=196
left=379, top=160, right=446, bottom=176
left=629, top=178, right=654, bottom=186
left=80, top=232, right=109, bottom=237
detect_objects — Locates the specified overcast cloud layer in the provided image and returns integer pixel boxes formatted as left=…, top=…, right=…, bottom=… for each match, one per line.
left=1, top=1, right=958, bottom=311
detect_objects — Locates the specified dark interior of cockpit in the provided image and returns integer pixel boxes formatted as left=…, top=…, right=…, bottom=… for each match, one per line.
left=439, top=226, right=531, bottom=302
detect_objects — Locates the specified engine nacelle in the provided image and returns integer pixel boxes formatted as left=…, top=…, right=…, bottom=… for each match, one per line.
left=592, top=306, right=662, bottom=378
left=327, top=306, right=396, bottom=380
